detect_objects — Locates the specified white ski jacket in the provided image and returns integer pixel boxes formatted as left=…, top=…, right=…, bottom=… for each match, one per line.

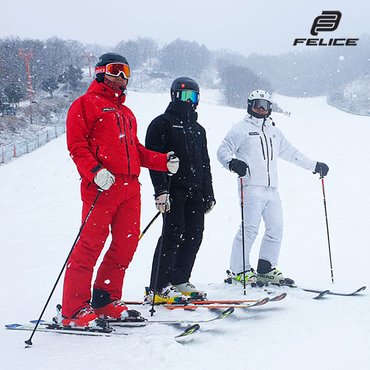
left=217, top=115, right=316, bottom=188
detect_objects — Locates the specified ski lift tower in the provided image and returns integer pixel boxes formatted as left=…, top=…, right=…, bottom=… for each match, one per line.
left=83, top=53, right=95, bottom=78
left=18, top=49, right=35, bottom=124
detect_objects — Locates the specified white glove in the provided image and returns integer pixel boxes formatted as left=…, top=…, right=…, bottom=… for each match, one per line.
left=167, top=151, right=179, bottom=174
left=155, top=192, right=170, bottom=213
left=94, top=168, right=115, bottom=190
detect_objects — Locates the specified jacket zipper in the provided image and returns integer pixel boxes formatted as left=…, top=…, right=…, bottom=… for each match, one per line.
left=116, top=114, right=123, bottom=143
left=129, top=118, right=134, bottom=145
left=181, top=118, right=195, bottom=173
left=262, top=122, right=270, bottom=186
left=117, top=113, right=131, bottom=174
left=259, top=137, right=266, bottom=159
left=270, top=138, right=274, bottom=160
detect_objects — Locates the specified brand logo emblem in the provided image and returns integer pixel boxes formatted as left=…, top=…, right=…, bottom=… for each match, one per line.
left=310, top=11, right=342, bottom=36
left=293, top=10, right=359, bottom=47
left=249, top=132, right=260, bottom=136
left=95, top=66, right=106, bottom=74
left=103, top=107, right=116, bottom=112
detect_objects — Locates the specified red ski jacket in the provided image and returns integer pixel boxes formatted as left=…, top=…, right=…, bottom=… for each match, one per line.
left=66, top=80, right=168, bottom=182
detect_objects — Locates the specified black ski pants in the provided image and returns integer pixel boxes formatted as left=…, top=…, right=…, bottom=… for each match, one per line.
left=149, top=190, right=205, bottom=291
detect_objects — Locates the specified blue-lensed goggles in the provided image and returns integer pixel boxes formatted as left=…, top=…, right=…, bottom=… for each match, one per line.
left=177, top=90, right=199, bottom=104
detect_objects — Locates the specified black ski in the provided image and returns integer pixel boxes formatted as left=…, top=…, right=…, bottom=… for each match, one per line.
left=263, top=283, right=366, bottom=299
left=281, top=284, right=330, bottom=300
left=174, top=324, right=200, bottom=341
left=6, top=307, right=232, bottom=341
left=311, top=290, right=331, bottom=299
left=5, top=319, right=200, bottom=340
left=6, top=321, right=116, bottom=337
left=302, top=286, right=366, bottom=297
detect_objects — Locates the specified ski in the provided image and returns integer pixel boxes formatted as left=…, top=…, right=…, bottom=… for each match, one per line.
left=5, top=319, right=200, bottom=340
left=262, top=283, right=366, bottom=299
left=109, top=307, right=235, bottom=326
left=302, top=285, right=366, bottom=297
left=174, top=324, right=200, bottom=342
left=261, top=283, right=330, bottom=299
left=310, top=290, right=331, bottom=299
left=8, top=307, right=234, bottom=341
left=224, top=270, right=332, bottom=300
left=269, top=292, right=288, bottom=301
left=189, top=292, right=287, bottom=305
left=163, top=297, right=270, bottom=310
left=125, top=299, right=191, bottom=306
left=109, top=307, right=232, bottom=342
left=5, top=321, right=116, bottom=337
left=124, top=293, right=285, bottom=307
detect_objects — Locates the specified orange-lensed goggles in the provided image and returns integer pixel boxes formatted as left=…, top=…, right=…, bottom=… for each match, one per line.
left=95, top=62, right=131, bottom=79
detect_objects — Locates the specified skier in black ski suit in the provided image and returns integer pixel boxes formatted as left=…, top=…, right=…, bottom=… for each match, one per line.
left=145, top=77, right=215, bottom=302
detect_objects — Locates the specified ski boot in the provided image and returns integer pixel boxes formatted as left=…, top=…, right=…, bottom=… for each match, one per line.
left=144, top=283, right=190, bottom=304
left=256, top=259, right=295, bottom=286
left=173, top=282, right=207, bottom=300
left=57, top=306, right=103, bottom=329
left=224, top=269, right=257, bottom=287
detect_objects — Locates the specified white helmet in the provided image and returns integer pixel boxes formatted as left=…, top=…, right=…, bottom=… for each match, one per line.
left=247, top=90, right=272, bottom=118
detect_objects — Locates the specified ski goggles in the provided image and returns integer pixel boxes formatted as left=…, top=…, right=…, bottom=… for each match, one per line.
left=177, top=90, right=199, bottom=104
left=251, top=99, right=272, bottom=111
left=95, top=62, right=131, bottom=79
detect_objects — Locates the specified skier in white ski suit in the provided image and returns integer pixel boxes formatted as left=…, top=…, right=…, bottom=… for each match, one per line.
left=217, top=90, right=329, bottom=284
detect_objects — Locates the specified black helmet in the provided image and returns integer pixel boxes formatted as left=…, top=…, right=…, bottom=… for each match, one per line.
left=170, top=77, right=200, bottom=106
left=247, top=90, right=272, bottom=119
left=95, top=52, right=129, bottom=82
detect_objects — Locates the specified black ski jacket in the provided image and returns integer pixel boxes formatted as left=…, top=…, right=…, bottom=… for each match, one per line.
left=145, top=101, right=214, bottom=202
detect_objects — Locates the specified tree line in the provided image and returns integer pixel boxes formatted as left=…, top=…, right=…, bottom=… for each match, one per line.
left=1, top=35, right=369, bottom=116
left=0, top=36, right=272, bottom=115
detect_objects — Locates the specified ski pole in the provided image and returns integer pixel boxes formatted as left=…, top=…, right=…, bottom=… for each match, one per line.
left=240, top=177, right=247, bottom=295
left=320, top=176, right=334, bottom=284
left=24, top=190, right=102, bottom=347
left=150, top=175, right=172, bottom=316
left=139, top=211, right=161, bottom=240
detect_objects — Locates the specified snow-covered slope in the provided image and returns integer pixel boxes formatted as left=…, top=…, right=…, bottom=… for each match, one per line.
left=0, top=90, right=369, bottom=370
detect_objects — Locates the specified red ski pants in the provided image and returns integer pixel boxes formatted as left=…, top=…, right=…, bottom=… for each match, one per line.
left=62, top=175, right=141, bottom=318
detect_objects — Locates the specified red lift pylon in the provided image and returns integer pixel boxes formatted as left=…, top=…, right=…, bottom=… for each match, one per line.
left=18, top=49, right=35, bottom=123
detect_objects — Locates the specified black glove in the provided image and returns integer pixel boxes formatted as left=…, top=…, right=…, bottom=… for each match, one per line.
left=228, top=159, right=248, bottom=177
left=204, top=197, right=216, bottom=214
left=314, top=162, right=329, bottom=177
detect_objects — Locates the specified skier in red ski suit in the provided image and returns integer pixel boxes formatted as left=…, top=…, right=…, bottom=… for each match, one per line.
left=61, top=53, right=179, bottom=327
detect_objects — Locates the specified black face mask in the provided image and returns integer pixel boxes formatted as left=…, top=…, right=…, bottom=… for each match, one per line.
left=172, top=99, right=197, bottom=112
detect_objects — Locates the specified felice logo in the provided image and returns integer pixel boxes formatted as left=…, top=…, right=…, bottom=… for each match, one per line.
left=310, top=11, right=342, bottom=36
left=293, top=10, right=359, bottom=46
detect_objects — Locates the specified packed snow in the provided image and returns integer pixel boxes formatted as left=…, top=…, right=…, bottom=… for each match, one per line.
left=0, top=90, right=369, bottom=370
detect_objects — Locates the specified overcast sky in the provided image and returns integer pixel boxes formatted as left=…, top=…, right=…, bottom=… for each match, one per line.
left=1, top=0, right=369, bottom=56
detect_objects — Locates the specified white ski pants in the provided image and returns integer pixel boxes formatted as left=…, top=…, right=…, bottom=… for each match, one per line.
left=230, top=185, right=283, bottom=274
